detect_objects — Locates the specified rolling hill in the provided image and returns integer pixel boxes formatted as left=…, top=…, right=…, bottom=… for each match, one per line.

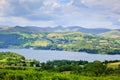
left=0, top=26, right=120, bottom=54
left=99, top=30, right=120, bottom=39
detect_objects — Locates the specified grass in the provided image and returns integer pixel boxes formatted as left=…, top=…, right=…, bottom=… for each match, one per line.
left=107, top=62, right=120, bottom=69
left=0, top=69, right=119, bottom=80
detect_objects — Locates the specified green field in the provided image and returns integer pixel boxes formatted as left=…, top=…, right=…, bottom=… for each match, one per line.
left=0, top=52, right=120, bottom=80
left=0, top=69, right=119, bottom=80
left=107, top=62, right=120, bottom=69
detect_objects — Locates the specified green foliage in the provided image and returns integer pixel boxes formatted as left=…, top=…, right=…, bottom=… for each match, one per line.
left=0, top=52, right=40, bottom=67
left=0, top=69, right=119, bottom=80
left=0, top=52, right=25, bottom=60
left=0, top=31, right=120, bottom=54
left=0, top=52, right=119, bottom=80
left=99, top=30, right=120, bottom=38
left=84, top=61, right=106, bottom=76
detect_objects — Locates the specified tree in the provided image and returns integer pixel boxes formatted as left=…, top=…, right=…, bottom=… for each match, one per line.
left=84, top=61, right=106, bottom=76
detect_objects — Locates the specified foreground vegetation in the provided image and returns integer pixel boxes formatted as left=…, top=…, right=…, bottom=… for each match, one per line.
left=0, top=52, right=40, bottom=67
left=0, top=52, right=120, bottom=80
left=0, top=69, right=120, bottom=80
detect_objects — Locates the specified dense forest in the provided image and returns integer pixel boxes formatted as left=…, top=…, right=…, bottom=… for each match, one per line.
left=0, top=26, right=120, bottom=54
left=0, top=52, right=120, bottom=80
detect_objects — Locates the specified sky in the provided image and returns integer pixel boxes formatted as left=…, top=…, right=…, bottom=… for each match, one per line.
left=0, top=0, right=120, bottom=29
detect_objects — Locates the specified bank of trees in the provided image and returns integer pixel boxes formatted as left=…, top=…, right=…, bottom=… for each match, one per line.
left=40, top=60, right=120, bottom=76
left=0, top=60, right=120, bottom=80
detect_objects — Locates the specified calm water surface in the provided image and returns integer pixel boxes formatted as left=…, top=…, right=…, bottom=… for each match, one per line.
left=0, top=49, right=120, bottom=62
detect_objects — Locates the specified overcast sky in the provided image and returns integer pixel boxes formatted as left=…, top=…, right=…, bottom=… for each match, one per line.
left=0, top=0, right=120, bottom=29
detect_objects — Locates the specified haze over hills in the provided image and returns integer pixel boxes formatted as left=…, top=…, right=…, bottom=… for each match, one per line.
left=0, top=25, right=111, bottom=34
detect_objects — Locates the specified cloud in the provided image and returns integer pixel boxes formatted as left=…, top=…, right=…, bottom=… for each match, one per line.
left=0, top=16, right=56, bottom=27
left=0, top=0, right=120, bottom=29
left=0, top=0, right=11, bottom=16
left=83, top=0, right=120, bottom=10
left=11, top=17, right=56, bottom=27
left=82, top=0, right=120, bottom=20
left=9, top=0, right=44, bottom=16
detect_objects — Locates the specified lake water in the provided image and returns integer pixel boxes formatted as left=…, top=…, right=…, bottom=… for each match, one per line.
left=0, top=49, right=120, bottom=62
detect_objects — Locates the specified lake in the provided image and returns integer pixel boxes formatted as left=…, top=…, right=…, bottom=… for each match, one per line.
left=0, top=49, right=120, bottom=62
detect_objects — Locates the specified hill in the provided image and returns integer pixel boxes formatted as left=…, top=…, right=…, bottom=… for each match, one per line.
left=0, top=52, right=25, bottom=66
left=0, top=52, right=39, bottom=67
left=99, top=30, right=120, bottom=39
left=0, top=52, right=25, bottom=61
left=0, top=26, right=120, bottom=54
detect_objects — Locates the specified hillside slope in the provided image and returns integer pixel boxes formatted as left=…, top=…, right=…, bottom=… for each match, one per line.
left=0, top=27, right=120, bottom=54
left=99, top=30, right=120, bottom=39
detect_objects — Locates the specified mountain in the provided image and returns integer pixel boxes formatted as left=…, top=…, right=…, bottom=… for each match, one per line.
left=24, top=26, right=111, bottom=34
left=0, top=25, right=112, bottom=34
left=65, top=26, right=111, bottom=34
left=0, top=26, right=45, bottom=34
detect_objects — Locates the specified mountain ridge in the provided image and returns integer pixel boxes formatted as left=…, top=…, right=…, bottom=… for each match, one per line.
left=0, top=25, right=112, bottom=34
